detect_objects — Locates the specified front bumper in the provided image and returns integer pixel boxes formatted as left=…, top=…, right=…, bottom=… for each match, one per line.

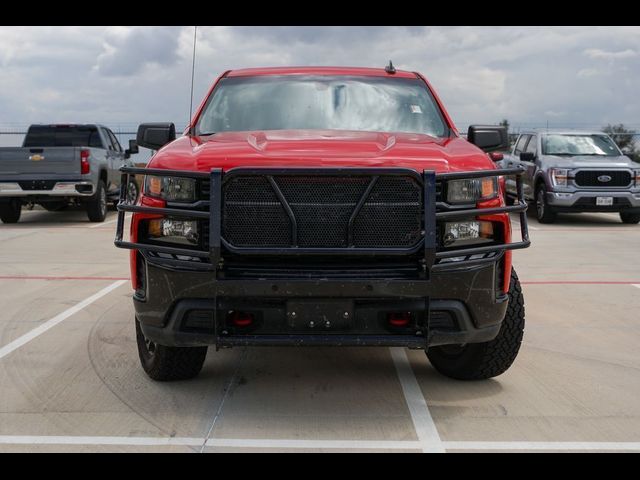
left=135, top=259, right=507, bottom=349
left=547, top=190, right=640, bottom=212
left=0, top=181, right=94, bottom=197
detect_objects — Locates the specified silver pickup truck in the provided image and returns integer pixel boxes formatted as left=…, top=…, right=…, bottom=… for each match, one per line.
left=0, top=124, right=139, bottom=223
left=501, top=129, right=640, bottom=224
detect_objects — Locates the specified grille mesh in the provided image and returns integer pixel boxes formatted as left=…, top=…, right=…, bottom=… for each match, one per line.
left=574, top=170, right=631, bottom=187
left=222, top=173, right=422, bottom=249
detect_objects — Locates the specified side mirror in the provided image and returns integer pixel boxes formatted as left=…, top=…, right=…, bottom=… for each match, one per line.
left=124, top=139, right=139, bottom=159
left=136, top=123, right=176, bottom=151
left=467, top=125, right=509, bottom=152
left=520, top=152, right=535, bottom=162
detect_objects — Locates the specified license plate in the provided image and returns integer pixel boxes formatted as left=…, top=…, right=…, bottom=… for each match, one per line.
left=596, top=197, right=614, bottom=206
left=286, top=299, right=354, bottom=330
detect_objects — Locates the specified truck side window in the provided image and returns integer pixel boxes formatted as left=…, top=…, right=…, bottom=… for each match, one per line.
left=107, top=130, right=122, bottom=152
left=524, top=135, right=537, bottom=156
left=88, top=129, right=103, bottom=148
left=102, top=128, right=115, bottom=151
left=514, top=135, right=529, bottom=155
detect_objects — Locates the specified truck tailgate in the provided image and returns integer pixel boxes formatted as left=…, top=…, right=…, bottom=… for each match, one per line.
left=0, top=147, right=81, bottom=179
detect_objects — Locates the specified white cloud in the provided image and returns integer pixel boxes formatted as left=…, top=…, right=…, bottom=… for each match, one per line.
left=577, top=68, right=601, bottom=78
left=584, top=48, right=637, bottom=60
left=0, top=26, right=639, bottom=133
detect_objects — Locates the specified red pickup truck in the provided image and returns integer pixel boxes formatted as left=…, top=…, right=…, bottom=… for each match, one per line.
left=115, top=66, right=530, bottom=382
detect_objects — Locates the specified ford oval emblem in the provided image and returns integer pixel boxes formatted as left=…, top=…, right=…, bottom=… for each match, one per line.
left=598, top=175, right=612, bottom=183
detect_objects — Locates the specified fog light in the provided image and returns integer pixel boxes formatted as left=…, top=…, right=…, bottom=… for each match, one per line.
left=148, top=219, right=199, bottom=245
left=443, top=221, right=493, bottom=247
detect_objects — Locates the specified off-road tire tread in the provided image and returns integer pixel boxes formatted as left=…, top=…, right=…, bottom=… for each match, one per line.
left=142, top=345, right=208, bottom=381
left=135, top=320, right=207, bottom=381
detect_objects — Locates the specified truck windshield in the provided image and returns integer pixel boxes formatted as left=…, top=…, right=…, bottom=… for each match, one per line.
left=195, top=75, right=448, bottom=137
left=541, top=134, right=621, bottom=156
left=23, top=125, right=103, bottom=148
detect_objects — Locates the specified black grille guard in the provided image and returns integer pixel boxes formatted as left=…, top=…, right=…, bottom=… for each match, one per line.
left=114, top=166, right=530, bottom=272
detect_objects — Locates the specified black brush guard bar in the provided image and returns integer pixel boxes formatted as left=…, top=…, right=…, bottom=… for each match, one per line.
left=114, top=166, right=530, bottom=269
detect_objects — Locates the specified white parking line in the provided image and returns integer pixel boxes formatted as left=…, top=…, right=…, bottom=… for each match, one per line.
left=88, top=218, right=118, bottom=228
left=442, top=441, right=640, bottom=452
left=88, top=213, right=130, bottom=228
left=205, top=438, right=423, bottom=450
left=633, top=284, right=640, bottom=289
left=0, top=280, right=126, bottom=360
left=389, top=347, right=444, bottom=453
left=0, top=436, right=203, bottom=446
left=0, top=436, right=638, bottom=452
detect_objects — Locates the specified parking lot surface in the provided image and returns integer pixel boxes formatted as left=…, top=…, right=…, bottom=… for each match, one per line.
left=1, top=207, right=639, bottom=452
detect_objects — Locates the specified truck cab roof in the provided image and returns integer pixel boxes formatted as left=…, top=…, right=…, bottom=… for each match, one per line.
left=226, top=66, right=418, bottom=79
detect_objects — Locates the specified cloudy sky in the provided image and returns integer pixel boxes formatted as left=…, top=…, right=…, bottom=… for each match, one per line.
left=1, top=26, right=639, bottom=134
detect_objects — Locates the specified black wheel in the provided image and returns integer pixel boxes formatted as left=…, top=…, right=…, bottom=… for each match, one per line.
left=620, top=212, right=640, bottom=224
left=86, top=180, right=108, bottom=222
left=0, top=199, right=22, bottom=223
left=427, top=268, right=525, bottom=380
left=135, top=318, right=208, bottom=381
left=42, top=201, right=68, bottom=212
left=535, top=184, right=556, bottom=224
left=113, top=179, right=139, bottom=210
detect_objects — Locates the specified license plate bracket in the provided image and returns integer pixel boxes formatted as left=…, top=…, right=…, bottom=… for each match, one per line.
left=286, top=299, right=354, bottom=330
left=596, top=197, right=614, bottom=206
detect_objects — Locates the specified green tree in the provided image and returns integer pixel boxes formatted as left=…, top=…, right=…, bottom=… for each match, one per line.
left=499, top=119, right=517, bottom=148
left=602, top=124, right=638, bottom=160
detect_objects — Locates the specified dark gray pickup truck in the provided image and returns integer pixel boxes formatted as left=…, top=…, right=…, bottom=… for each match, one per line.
left=0, top=124, right=139, bottom=223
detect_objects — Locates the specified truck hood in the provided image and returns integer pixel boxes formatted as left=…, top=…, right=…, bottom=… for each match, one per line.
left=149, top=130, right=493, bottom=173
left=542, top=154, right=639, bottom=168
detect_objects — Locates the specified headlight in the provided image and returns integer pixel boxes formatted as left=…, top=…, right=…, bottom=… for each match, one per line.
left=550, top=168, right=569, bottom=187
left=144, top=175, right=197, bottom=202
left=634, top=170, right=640, bottom=186
left=446, top=177, right=498, bottom=204
left=147, top=218, right=199, bottom=246
left=443, top=221, right=494, bottom=248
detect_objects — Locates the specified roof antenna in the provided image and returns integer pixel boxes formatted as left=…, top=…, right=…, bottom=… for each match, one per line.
left=188, top=26, right=198, bottom=134
left=385, top=60, right=396, bottom=74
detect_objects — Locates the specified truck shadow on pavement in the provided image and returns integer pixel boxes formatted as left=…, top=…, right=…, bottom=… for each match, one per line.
left=1, top=206, right=117, bottom=226
left=524, top=208, right=636, bottom=227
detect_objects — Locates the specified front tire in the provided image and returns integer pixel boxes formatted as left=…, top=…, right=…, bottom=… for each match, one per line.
left=535, top=184, right=556, bottom=224
left=427, top=268, right=525, bottom=380
left=620, top=212, right=640, bottom=224
left=0, top=199, right=22, bottom=223
left=135, top=319, right=208, bottom=381
left=86, top=180, right=107, bottom=222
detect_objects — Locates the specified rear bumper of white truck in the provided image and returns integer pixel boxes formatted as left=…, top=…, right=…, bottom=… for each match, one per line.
left=0, top=181, right=94, bottom=197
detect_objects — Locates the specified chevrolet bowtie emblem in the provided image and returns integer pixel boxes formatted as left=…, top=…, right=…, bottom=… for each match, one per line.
left=29, top=154, right=44, bottom=161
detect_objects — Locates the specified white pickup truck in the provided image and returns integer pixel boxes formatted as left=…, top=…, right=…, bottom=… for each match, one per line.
left=0, top=124, right=139, bottom=223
